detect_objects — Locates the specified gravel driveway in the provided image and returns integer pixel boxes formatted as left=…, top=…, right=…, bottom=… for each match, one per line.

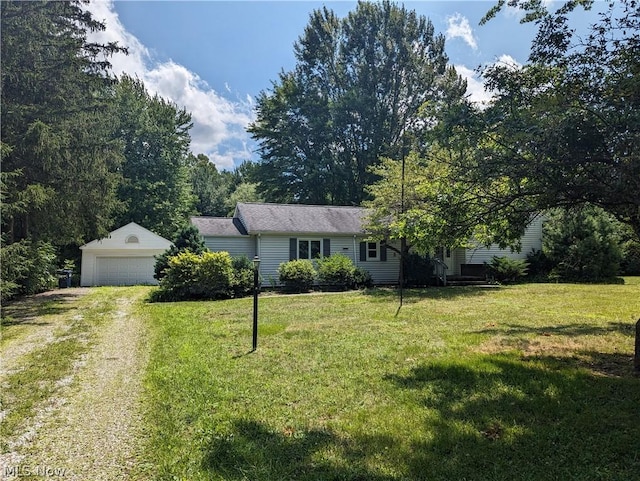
left=1, top=288, right=149, bottom=480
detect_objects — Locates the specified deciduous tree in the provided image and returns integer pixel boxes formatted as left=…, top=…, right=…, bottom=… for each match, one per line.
left=477, top=0, right=640, bottom=239
left=249, top=1, right=457, bottom=205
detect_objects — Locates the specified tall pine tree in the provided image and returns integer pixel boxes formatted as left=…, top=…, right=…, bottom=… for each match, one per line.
left=113, top=76, right=195, bottom=239
left=1, top=0, right=125, bottom=244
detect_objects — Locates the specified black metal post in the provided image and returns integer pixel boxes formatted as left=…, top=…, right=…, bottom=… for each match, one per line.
left=252, top=259, right=259, bottom=351
left=634, top=318, right=640, bottom=372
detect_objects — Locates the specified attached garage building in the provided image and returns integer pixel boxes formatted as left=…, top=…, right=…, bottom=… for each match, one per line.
left=80, top=222, right=172, bottom=286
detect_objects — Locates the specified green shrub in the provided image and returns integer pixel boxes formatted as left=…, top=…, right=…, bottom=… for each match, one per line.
left=620, top=239, right=640, bottom=275
left=316, top=254, right=355, bottom=290
left=277, top=259, right=316, bottom=293
left=353, top=266, right=373, bottom=289
left=158, top=251, right=201, bottom=300
left=526, top=248, right=554, bottom=281
left=1, top=239, right=57, bottom=302
left=154, top=224, right=207, bottom=280
left=487, top=256, right=529, bottom=284
left=152, top=251, right=258, bottom=302
left=156, top=251, right=234, bottom=301
left=231, top=255, right=255, bottom=298
left=543, top=206, right=622, bottom=281
left=403, top=253, right=433, bottom=287
left=198, top=251, right=235, bottom=299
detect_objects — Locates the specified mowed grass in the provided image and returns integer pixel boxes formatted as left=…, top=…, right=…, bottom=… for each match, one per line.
left=136, top=281, right=640, bottom=481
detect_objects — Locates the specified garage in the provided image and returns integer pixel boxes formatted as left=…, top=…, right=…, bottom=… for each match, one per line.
left=80, top=222, right=172, bottom=286
left=95, top=257, right=157, bottom=286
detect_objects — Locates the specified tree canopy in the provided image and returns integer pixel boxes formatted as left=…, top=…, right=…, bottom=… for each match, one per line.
left=1, top=0, right=125, bottom=244
left=249, top=0, right=464, bottom=205
left=113, top=76, right=195, bottom=239
left=483, top=0, right=640, bottom=236
left=367, top=0, right=640, bottom=252
left=477, top=0, right=640, bottom=239
left=1, top=2, right=206, bottom=247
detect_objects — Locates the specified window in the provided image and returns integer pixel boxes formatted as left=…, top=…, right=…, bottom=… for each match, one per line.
left=360, top=241, right=386, bottom=262
left=298, top=239, right=322, bottom=260
left=367, top=241, right=379, bottom=261
left=290, top=238, right=330, bottom=261
left=125, top=235, right=139, bottom=244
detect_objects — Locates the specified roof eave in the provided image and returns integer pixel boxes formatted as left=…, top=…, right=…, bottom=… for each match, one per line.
left=247, top=230, right=365, bottom=236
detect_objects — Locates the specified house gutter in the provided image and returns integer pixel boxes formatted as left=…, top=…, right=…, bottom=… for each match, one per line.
left=353, top=235, right=358, bottom=267
left=256, top=233, right=262, bottom=260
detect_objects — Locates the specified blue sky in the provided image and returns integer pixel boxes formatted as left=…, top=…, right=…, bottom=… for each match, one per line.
left=85, top=1, right=606, bottom=170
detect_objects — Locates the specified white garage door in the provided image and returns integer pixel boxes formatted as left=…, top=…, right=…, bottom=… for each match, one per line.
left=96, top=257, right=157, bottom=286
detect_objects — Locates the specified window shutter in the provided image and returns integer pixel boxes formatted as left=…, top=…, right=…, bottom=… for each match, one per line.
left=380, top=242, right=387, bottom=262
left=289, top=238, right=297, bottom=261
left=359, top=241, right=367, bottom=262
left=323, top=238, right=331, bottom=257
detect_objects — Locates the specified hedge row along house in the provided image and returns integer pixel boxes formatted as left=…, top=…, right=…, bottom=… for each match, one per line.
left=79, top=203, right=543, bottom=287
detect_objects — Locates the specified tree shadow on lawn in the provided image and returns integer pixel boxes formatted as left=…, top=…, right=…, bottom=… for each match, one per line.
left=386, top=353, right=640, bottom=481
left=363, top=286, right=498, bottom=304
left=1, top=289, right=88, bottom=326
left=203, top=419, right=398, bottom=481
left=202, top=353, right=639, bottom=481
left=475, top=321, right=635, bottom=338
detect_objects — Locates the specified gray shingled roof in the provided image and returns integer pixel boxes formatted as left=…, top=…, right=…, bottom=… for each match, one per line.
left=235, top=203, right=367, bottom=235
left=190, top=216, right=248, bottom=236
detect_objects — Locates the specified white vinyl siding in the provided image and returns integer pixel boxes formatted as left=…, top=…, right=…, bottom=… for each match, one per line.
left=255, top=235, right=398, bottom=286
left=330, top=237, right=358, bottom=264
left=451, top=248, right=466, bottom=276
left=465, top=216, right=544, bottom=264
left=258, top=235, right=293, bottom=287
left=204, top=236, right=254, bottom=259
left=200, top=233, right=401, bottom=286
left=359, top=258, right=400, bottom=284
left=356, top=240, right=401, bottom=284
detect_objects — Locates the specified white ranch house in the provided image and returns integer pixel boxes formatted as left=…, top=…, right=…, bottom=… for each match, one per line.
left=192, top=203, right=543, bottom=285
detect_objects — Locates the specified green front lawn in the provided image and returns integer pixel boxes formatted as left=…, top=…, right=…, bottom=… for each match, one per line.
left=136, top=281, right=640, bottom=481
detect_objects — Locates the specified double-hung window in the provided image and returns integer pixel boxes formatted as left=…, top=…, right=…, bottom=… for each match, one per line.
left=366, top=241, right=379, bottom=261
left=359, top=240, right=386, bottom=262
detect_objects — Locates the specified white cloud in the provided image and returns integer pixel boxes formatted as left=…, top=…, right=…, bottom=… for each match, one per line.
left=503, top=0, right=554, bottom=21
left=207, top=146, right=253, bottom=172
left=495, top=54, right=522, bottom=69
left=84, top=1, right=255, bottom=170
left=455, top=65, right=492, bottom=106
left=144, top=62, right=253, bottom=149
left=446, top=13, right=478, bottom=50
left=455, top=56, right=522, bottom=107
left=82, top=0, right=149, bottom=79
